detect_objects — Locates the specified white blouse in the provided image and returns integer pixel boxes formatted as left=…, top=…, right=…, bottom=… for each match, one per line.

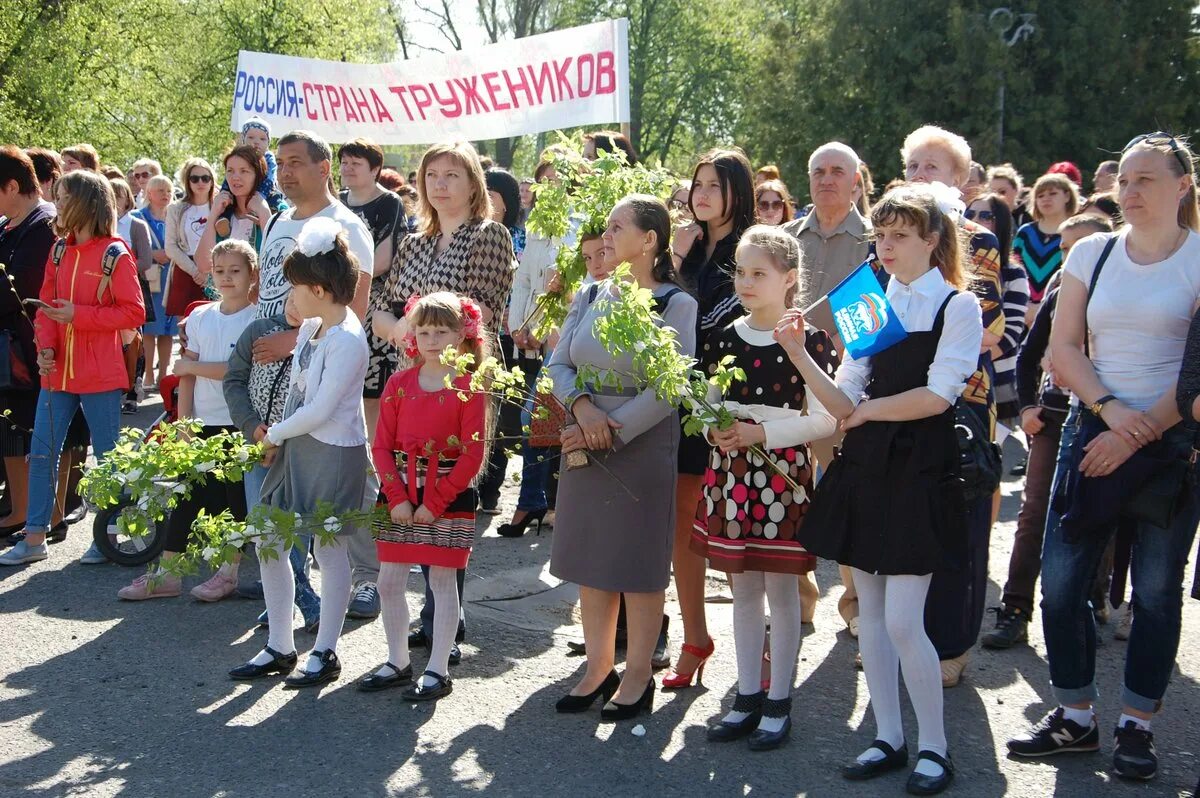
left=834, top=266, right=983, bottom=406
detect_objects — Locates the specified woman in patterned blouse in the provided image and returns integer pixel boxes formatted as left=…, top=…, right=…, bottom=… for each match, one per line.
left=372, top=141, right=514, bottom=654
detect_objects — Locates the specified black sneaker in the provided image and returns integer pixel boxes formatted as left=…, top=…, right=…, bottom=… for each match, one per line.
left=982, top=606, right=1030, bottom=649
left=1112, top=721, right=1157, bottom=780
left=1007, top=707, right=1100, bottom=757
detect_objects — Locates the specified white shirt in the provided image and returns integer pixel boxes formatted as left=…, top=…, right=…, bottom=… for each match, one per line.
left=181, top=203, right=210, bottom=256
left=1065, top=228, right=1200, bottom=412
left=256, top=200, right=374, bottom=320
left=266, top=312, right=370, bottom=447
left=835, top=266, right=983, bottom=406
left=185, top=302, right=258, bottom=425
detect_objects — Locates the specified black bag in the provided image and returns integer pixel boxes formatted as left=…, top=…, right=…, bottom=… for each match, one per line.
left=954, top=399, right=1002, bottom=501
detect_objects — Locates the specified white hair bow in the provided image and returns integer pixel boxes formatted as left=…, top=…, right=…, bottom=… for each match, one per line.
left=295, top=217, right=342, bottom=257
left=924, top=181, right=965, bottom=221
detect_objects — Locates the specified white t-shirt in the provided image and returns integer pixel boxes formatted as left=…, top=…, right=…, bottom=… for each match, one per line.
left=186, top=302, right=258, bottom=425
left=182, top=203, right=210, bottom=256
left=256, top=200, right=374, bottom=320
left=1065, top=228, right=1200, bottom=412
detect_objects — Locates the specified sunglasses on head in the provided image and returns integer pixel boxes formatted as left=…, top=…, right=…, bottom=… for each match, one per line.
left=189, top=173, right=213, bottom=184
left=1124, top=131, right=1193, bottom=175
left=757, top=200, right=785, bottom=211
left=964, top=208, right=995, bottom=222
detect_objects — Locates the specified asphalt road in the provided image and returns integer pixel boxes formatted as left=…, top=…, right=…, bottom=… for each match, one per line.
left=1, top=401, right=1198, bottom=798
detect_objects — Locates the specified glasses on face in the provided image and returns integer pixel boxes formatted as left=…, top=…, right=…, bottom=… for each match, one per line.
left=964, top=208, right=995, bottom=222
left=189, top=173, right=213, bottom=184
left=757, top=200, right=785, bottom=212
left=132, top=171, right=150, bottom=180
left=1124, top=131, right=1194, bottom=175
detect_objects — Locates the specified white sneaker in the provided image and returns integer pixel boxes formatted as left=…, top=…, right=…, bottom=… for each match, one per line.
left=0, top=540, right=49, bottom=566
left=79, top=542, right=109, bottom=565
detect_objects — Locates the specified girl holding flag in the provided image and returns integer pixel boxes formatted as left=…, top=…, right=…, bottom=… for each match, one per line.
left=776, top=184, right=982, bottom=795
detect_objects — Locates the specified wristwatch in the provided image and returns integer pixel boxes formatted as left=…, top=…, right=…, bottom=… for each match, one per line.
left=1088, top=394, right=1116, bottom=416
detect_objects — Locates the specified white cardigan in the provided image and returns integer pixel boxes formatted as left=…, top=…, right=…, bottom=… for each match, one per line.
left=266, top=312, right=369, bottom=447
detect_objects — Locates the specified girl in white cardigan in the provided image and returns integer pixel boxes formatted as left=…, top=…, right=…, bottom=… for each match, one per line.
left=229, top=218, right=375, bottom=688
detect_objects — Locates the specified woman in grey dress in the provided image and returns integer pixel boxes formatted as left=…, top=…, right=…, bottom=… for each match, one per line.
left=549, top=195, right=698, bottom=720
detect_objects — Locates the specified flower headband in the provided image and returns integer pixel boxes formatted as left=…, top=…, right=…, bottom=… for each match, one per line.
left=401, top=294, right=485, bottom=359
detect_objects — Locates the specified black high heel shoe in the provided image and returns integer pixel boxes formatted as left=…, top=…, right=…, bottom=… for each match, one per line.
left=600, top=679, right=655, bottom=721
left=283, top=649, right=341, bottom=688
left=497, top=508, right=548, bottom=538
left=556, top=670, right=620, bottom=713
left=707, top=691, right=764, bottom=742
left=229, top=646, right=298, bottom=680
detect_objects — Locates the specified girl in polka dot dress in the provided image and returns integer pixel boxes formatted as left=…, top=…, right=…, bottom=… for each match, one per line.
left=691, top=225, right=839, bottom=749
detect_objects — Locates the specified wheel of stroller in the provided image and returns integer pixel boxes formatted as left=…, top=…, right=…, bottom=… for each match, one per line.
left=92, top=497, right=167, bottom=566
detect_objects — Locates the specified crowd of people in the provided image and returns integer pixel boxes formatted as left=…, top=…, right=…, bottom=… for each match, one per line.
left=1, top=117, right=1198, bottom=794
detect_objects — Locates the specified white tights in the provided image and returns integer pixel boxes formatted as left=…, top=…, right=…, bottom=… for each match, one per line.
left=852, top=569, right=947, bottom=774
left=724, top=570, right=802, bottom=733
left=378, top=561, right=460, bottom=685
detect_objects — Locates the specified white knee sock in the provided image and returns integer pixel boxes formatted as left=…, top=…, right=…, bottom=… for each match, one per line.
left=724, top=571, right=766, bottom=724
left=308, top=538, right=351, bottom=672
left=255, top=540, right=296, bottom=664
left=378, top=562, right=412, bottom=675
left=884, top=573, right=946, bottom=777
left=422, top=565, right=460, bottom=685
left=852, top=569, right=904, bottom=763
left=759, top=572, right=802, bottom=733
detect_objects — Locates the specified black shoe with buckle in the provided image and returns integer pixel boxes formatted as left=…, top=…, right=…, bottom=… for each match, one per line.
left=229, top=646, right=298, bottom=680
left=747, top=697, right=792, bottom=751
left=1112, top=721, right=1157, bottom=780
left=283, top=649, right=341, bottom=689
left=707, top=691, right=763, bottom=742
left=358, top=662, right=414, bottom=692
left=906, top=750, right=954, bottom=795
left=402, top=670, right=453, bottom=702
left=1007, top=707, right=1100, bottom=757
left=842, top=739, right=910, bottom=780
left=981, top=605, right=1030, bottom=649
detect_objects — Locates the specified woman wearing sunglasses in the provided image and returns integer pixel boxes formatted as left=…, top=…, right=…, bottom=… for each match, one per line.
left=164, top=158, right=217, bottom=314
left=1007, top=132, right=1200, bottom=782
left=754, top=179, right=793, bottom=226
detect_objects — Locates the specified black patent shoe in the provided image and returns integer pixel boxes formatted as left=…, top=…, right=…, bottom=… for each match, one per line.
left=842, top=739, right=910, bottom=780
left=448, top=643, right=462, bottom=666
left=600, top=679, right=654, bottom=721
left=283, top=649, right=341, bottom=689
left=707, top=691, right=764, bottom=742
left=229, top=646, right=298, bottom=680
left=906, top=750, right=954, bottom=796
left=358, top=662, right=414, bottom=692
left=556, top=670, right=620, bottom=713
left=402, top=670, right=453, bottom=702
left=747, top=697, right=792, bottom=751
left=408, top=629, right=430, bottom=649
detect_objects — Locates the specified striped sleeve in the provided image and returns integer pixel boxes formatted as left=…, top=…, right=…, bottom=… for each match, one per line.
left=998, top=257, right=1029, bottom=360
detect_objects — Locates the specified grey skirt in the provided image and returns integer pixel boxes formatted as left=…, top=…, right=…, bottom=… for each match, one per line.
left=549, top=412, right=679, bottom=593
left=260, top=433, right=377, bottom=536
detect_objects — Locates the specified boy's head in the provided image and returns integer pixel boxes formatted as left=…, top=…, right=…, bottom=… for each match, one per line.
left=210, top=238, right=257, bottom=302
left=240, top=117, right=272, bottom=155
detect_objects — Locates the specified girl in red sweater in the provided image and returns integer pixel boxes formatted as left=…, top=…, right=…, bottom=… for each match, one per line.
left=1, top=171, right=145, bottom=566
left=360, top=292, right=489, bottom=702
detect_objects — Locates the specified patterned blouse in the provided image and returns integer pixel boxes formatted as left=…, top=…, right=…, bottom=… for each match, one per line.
left=384, top=216, right=515, bottom=324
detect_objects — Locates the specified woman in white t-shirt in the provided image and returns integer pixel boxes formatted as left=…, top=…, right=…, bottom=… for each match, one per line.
left=1007, top=134, right=1200, bottom=782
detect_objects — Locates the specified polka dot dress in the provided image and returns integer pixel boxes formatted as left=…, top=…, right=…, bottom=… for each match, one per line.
left=688, top=319, right=839, bottom=575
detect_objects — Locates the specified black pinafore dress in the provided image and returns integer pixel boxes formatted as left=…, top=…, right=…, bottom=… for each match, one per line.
left=799, top=292, right=967, bottom=576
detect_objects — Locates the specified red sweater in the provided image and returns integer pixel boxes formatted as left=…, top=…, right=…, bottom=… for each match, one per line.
left=34, top=235, right=146, bottom=393
left=372, top=367, right=487, bottom=518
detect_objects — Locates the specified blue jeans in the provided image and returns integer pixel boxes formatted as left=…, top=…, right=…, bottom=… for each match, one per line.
left=27, top=389, right=122, bottom=532
left=244, top=463, right=320, bottom=612
left=516, top=393, right=552, bottom=512
left=1040, top=409, right=1200, bottom=712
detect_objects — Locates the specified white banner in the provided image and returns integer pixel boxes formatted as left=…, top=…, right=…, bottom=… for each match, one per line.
left=230, top=19, right=629, bottom=145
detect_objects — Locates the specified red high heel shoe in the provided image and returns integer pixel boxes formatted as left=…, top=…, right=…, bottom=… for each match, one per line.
left=661, top=637, right=715, bottom=690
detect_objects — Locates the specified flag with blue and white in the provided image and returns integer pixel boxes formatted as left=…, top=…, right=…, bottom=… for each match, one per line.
left=826, top=259, right=908, bottom=360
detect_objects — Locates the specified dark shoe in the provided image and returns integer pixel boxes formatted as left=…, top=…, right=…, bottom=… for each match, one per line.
left=748, top=712, right=792, bottom=752
left=556, top=670, right=619, bottom=713
left=237, top=580, right=265, bottom=600
left=229, top=646, right=297, bottom=680
left=402, top=670, right=453, bottom=701
left=65, top=501, right=87, bottom=525
left=479, top=498, right=501, bottom=515
left=1007, top=707, right=1100, bottom=757
left=708, top=691, right=764, bottom=742
left=255, top=608, right=269, bottom=628
left=121, top=399, right=138, bottom=415
left=1010, top=457, right=1027, bottom=476
left=283, top=649, right=341, bottom=688
left=842, top=739, right=910, bottom=780
left=346, top=581, right=380, bottom=620
left=1112, top=721, right=1157, bottom=780
left=600, top=679, right=654, bottom=721
left=46, top=521, right=68, bottom=544
left=448, top=643, right=462, bottom=666
left=358, top=662, right=414, bottom=692
left=651, top=616, right=670, bottom=670
left=568, top=629, right=628, bottom=657
left=408, top=628, right=431, bottom=649
left=497, top=508, right=547, bottom=538
left=906, top=750, right=954, bottom=795
left=981, top=605, right=1030, bottom=650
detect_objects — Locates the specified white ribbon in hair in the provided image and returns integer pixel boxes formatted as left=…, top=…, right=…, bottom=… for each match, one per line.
left=924, top=181, right=966, bottom=221
left=295, top=217, right=342, bottom=257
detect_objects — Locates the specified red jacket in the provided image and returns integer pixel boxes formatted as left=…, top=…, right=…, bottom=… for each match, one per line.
left=34, top=235, right=146, bottom=394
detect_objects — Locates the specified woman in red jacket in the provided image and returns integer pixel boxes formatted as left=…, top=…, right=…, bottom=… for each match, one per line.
left=0, top=170, right=145, bottom=566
